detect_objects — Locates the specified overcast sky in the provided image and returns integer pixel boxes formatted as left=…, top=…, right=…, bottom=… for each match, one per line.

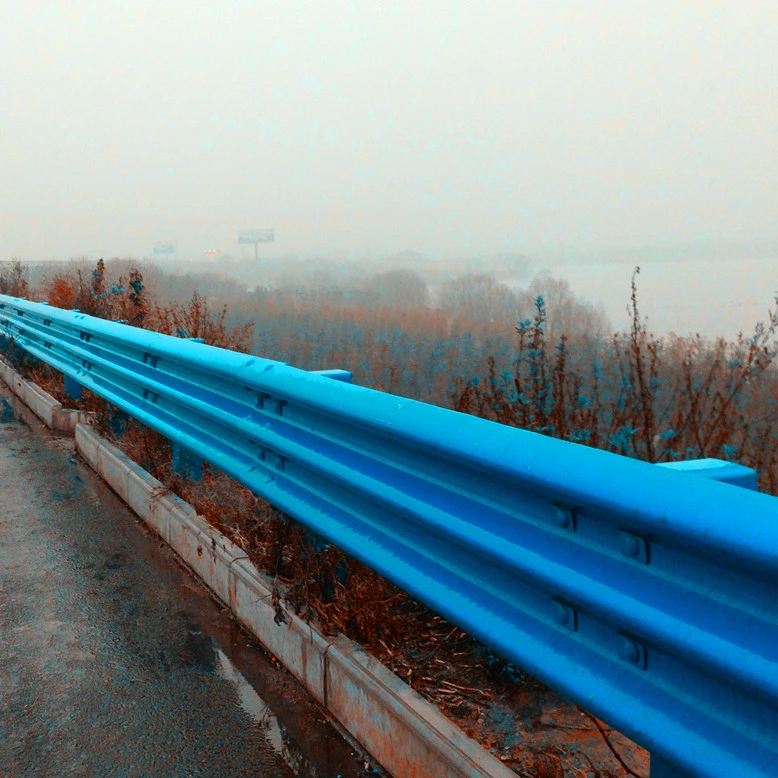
left=1, top=1, right=776, bottom=260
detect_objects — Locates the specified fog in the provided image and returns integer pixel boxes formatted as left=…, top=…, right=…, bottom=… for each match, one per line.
left=1, top=2, right=776, bottom=265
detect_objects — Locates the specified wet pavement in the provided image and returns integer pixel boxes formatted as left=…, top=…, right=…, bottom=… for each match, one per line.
left=0, top=385, right=377, bottom=777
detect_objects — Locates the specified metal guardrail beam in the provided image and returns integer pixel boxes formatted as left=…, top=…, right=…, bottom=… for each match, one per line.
left=1, top=295, right=776, bottom=778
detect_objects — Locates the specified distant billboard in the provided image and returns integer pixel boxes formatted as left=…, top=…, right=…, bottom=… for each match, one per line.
left=153, top=241, right=176, bottom=256
left=238, top=229, right=275, bottom=245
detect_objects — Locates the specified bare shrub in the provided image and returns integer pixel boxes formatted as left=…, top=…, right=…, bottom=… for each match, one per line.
left=453, top=267, right=778, bottom=492
left=0, top=259, right=31, bottom=298
left=149, top=290, right=254, bottom=352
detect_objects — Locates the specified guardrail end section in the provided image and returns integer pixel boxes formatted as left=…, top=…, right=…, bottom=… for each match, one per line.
left=311, top=369, right=353, bottom=384
left=657, top=458, right=758, bottom=491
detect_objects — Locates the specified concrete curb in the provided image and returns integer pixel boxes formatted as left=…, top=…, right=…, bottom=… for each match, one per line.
left=74, top=424, right=514, bottom=778
left=0, top=360, right=513, bottom=777
left=0, top=361, right=91, bottom=433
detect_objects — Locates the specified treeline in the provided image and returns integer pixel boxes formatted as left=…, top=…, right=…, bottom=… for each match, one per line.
left=223, top=267, right=608, bottom=404
left=3, top=256, right=777, bottom=492
left=2, top=258, right=607, bottom=405
left=0, top=258, right=253, bottom=352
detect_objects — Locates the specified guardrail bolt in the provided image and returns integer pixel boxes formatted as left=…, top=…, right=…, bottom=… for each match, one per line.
left=268, top=452, right=286, bottom=471
left=619, top=637, right=647, bottom=669
left=552, top=505, right=576, bottom=530
left=620, top=532, right=649, bottom=564
left=553, top=600, right=578, bottom=631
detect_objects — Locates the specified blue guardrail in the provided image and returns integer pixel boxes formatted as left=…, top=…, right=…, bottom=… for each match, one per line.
left=1, top=294, right=776, bottom=778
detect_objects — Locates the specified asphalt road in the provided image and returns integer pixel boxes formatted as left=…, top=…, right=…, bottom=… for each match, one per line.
left=0, top=385, right=376, bottom=777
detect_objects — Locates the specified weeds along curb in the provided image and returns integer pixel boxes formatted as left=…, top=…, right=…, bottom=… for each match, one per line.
left=0, top=361, right=91, bottom=433
left=1, top=364, right=514, bottom=778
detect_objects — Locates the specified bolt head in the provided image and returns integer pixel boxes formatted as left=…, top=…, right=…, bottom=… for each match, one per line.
left=622, top=534, right=640, bottom=557
left=620, top=638, right=640, bottom=664
left=554, top=602, right=570, bottom=626
left=553, top=506, right=573, bottom=529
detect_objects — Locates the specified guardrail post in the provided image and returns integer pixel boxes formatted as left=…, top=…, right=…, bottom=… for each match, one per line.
left=108, top=408, right=129, bottom=438
left=63, top=375, right=82, bottom=401
left=656, top=457, right=758, bottom=491
left=172, top=442, right=202, bottom=481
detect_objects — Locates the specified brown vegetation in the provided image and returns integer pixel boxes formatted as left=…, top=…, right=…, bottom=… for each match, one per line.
left=453, top=268, right=778, bottom=493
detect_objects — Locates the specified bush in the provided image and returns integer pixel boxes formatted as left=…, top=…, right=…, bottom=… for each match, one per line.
left=453, top=267, right=778, bottom=493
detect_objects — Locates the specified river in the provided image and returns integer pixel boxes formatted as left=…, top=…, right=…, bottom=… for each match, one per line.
left=530, top=255, right=778, bottom=340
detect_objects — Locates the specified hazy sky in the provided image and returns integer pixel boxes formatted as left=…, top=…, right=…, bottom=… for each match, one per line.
left=1, top=1, right=776, bottom=260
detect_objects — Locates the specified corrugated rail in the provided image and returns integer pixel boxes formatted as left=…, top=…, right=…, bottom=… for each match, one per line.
left=1, top=294, right=776, bottom=778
